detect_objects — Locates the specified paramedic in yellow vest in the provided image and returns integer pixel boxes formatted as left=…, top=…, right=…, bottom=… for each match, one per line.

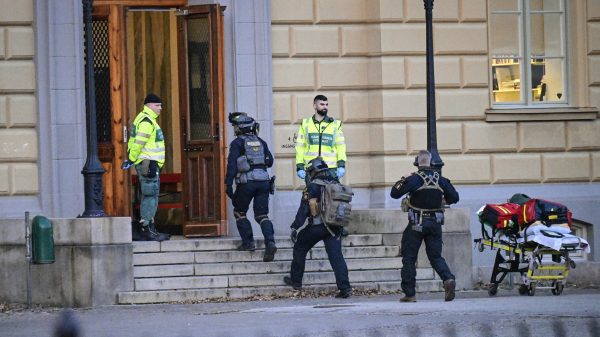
left=126, top=93, right=169, bottom=242
left=295, top=95, right=347, bottom=184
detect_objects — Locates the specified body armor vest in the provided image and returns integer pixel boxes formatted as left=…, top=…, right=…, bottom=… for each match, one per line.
left=241, top=135, right=266, bottom=166
left=235, top=134, right=269, bottom=183
left=407, top=170, right=444, bottom=211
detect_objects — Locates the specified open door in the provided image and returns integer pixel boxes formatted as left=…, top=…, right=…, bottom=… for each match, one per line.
left=178, top=5, right=227, bottom=237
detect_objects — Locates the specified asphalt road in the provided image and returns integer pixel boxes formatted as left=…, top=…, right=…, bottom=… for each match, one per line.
left=1, top=288, right=599, bottom=337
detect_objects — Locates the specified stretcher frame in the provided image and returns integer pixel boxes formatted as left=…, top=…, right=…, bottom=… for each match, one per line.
left=474, top=220, right=578, bottom=297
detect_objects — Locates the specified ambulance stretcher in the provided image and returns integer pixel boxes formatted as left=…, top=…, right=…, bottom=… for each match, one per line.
left=474, top=207, right=590, bottom=297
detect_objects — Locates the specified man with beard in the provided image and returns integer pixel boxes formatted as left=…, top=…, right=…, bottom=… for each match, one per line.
left=295, top=95, right=347, bottom=184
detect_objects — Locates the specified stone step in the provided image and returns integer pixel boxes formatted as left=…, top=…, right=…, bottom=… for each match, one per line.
left=134, top=257, right=403, bottom=278
left=133, top=245, right=400, bottom=266
left=117, top=280, right=444, bottom=305
left=132, top=234, right=384, bottom=253
left=133, top=268, right=435, bottom=291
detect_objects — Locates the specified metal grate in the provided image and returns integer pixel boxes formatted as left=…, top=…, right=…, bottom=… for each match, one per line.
left=92, top=19, right=112, bottom=143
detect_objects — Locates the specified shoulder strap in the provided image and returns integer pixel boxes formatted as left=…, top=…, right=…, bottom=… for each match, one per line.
left=415, top=171, right=443, bottom=192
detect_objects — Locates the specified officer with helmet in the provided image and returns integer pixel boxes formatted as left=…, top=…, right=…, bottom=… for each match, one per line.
left=283, top=157, right=352, bottom=298
left=225, top=112, right=277, bottom=262
left=390, top=150, right=459, bottom=302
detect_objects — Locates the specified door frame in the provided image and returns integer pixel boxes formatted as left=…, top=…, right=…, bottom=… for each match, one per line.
left=93, top=1, right=227, bottom=235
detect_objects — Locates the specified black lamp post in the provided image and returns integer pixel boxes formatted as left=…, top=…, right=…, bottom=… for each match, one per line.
left=80, top=0, right=105, bottom=217
left=424, top=0, right=444, bottom=172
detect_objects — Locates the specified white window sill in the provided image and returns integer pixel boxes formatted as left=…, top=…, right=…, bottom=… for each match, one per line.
left=485, top=107, right=599, bottom=122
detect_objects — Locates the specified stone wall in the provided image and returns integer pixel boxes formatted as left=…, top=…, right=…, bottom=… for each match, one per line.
left=0, top=217, right=133, bottom=307
left=348, top=207, right=472, bottom=291
left=271, top=0, right=600, bottom=191
left=0, top=0, right=38, bottom=197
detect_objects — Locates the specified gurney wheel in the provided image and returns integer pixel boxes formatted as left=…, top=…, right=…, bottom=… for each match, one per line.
left=518, top=284, right=528, bottom=295
left=552, top=283, right=564, bottom=296
left=527, top=283, right=536, bottom=296
left=488, top=284, right=498, bottom=296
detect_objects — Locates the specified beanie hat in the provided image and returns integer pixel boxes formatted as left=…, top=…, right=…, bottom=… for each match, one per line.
left=144, top=93, right=162, bottom=105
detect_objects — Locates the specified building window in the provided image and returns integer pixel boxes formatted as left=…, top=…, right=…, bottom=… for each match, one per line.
left=490, top=0, right=567, bottom=106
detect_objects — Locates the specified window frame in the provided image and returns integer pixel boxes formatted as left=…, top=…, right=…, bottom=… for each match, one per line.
left=488, top=0, right=569, bottom=109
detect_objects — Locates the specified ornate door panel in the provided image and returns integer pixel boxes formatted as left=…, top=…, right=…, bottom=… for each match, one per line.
left=178, top=5, right=227, bottom=237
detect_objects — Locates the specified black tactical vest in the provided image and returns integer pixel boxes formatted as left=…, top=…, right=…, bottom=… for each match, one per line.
left=240, top=134, right=266, bottom=167
left=407, top=170, right=444, bottom=210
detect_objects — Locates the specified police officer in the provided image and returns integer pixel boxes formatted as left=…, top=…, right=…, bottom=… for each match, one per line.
left=390, top=150, right=459, bottom=302
left=295, top=95, right=346, bottom=183
left=225, top=112, right=277, bottom=262
left=284, top=157, right=352, bottom=298
left=125, top=93, right=169, bottom=242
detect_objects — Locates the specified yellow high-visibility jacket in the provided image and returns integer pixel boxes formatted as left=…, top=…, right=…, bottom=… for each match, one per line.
left=295, top=116, right=346, bottom=170
left=127, top=106, right=166, bottom=168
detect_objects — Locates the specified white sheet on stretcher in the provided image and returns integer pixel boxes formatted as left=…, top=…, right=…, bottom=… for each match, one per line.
left=517, top=224, right=591, bottom=253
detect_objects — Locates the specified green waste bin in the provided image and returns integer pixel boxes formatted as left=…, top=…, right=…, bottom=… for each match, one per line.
left=31, top=215, right=55, bottom=264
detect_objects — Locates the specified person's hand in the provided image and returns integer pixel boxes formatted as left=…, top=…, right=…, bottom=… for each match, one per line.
left=121, top=160, right=134, bottom=170
left=226, top=185, right=234, bottom=199
left=297, top=170, right=306, bottom=179
left=290, top=229, right=298, bottom=243
left=337, top=167, right=345, bottom=178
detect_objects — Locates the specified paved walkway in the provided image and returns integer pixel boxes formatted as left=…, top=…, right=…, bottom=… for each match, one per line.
left=1, top=288, right=599, bottom=337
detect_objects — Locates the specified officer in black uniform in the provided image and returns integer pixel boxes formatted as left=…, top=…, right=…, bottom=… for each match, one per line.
left=225, top=112, right=277, bottom=262
left=283, top=157, right=352, bottom=298
left=390, top=150, right=459, bottom=302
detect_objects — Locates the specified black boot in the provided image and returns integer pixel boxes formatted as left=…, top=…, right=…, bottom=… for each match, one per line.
left=263, top=242, right=277, bottom=262
left=137, top=222, right=167, bottom=242
left=131, top=220, right=142, bottom=241
left=149, top=221, right=170, bottom=241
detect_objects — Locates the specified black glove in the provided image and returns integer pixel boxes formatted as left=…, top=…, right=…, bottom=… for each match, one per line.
left=147, top=160, right=158, bottom=178
left=226, top=185, right=234, bottom=199
left=290, top=229, right=298, bottom=243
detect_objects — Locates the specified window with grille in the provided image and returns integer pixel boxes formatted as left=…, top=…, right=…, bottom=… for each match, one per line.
left=489, top=0, right=567, bottom=106
left=92, top=18, right=112, bottom=144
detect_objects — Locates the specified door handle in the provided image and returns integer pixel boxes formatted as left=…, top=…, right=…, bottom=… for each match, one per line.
left=213, top=123, right=220, bottom=142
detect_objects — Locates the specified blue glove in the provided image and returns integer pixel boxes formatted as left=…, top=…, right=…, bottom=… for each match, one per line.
left=121, top=160, right=134, bottom=170
left=337, top=167, right=345, bottom=178
left=297, top=170, right=306, bottom=179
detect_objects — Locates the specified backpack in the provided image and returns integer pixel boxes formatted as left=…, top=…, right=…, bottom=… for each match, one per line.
left=479, top=203, right=520, bottom=230
left=517, top=198, right=572, bottom=229
left=313, top=179, right=354, bottom=227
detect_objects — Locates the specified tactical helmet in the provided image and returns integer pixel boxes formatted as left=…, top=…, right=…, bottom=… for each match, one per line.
left=229, top=112, right=259, bottom=135
left=306, top=157, right=329, bottom=179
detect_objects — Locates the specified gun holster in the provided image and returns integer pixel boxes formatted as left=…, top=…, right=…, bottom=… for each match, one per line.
left=269, top=176, right=276, bottom=195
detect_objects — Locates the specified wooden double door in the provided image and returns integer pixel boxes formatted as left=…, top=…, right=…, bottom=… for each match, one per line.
left=93, top=1, right=227, bottom=237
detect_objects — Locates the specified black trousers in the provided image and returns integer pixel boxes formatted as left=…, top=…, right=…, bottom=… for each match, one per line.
left=400, top=219, right=455, bottom=297
left=233, top=181, right=274, bottom=246
left=290, top=224, right=351, bottom=291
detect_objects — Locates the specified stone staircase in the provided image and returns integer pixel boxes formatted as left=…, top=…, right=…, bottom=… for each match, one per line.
left=117, top=234, right=443, bottom=304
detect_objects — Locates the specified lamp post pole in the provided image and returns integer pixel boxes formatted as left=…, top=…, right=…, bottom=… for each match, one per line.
left=80, top=0, right=105, bottom=217
left=424, top=0, right=444, bottom=172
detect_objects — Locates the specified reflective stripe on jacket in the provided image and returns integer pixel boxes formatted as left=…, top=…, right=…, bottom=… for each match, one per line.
left=127, top=105, right=166, bottom=168
left=295, top=117, right=346, bottom=169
